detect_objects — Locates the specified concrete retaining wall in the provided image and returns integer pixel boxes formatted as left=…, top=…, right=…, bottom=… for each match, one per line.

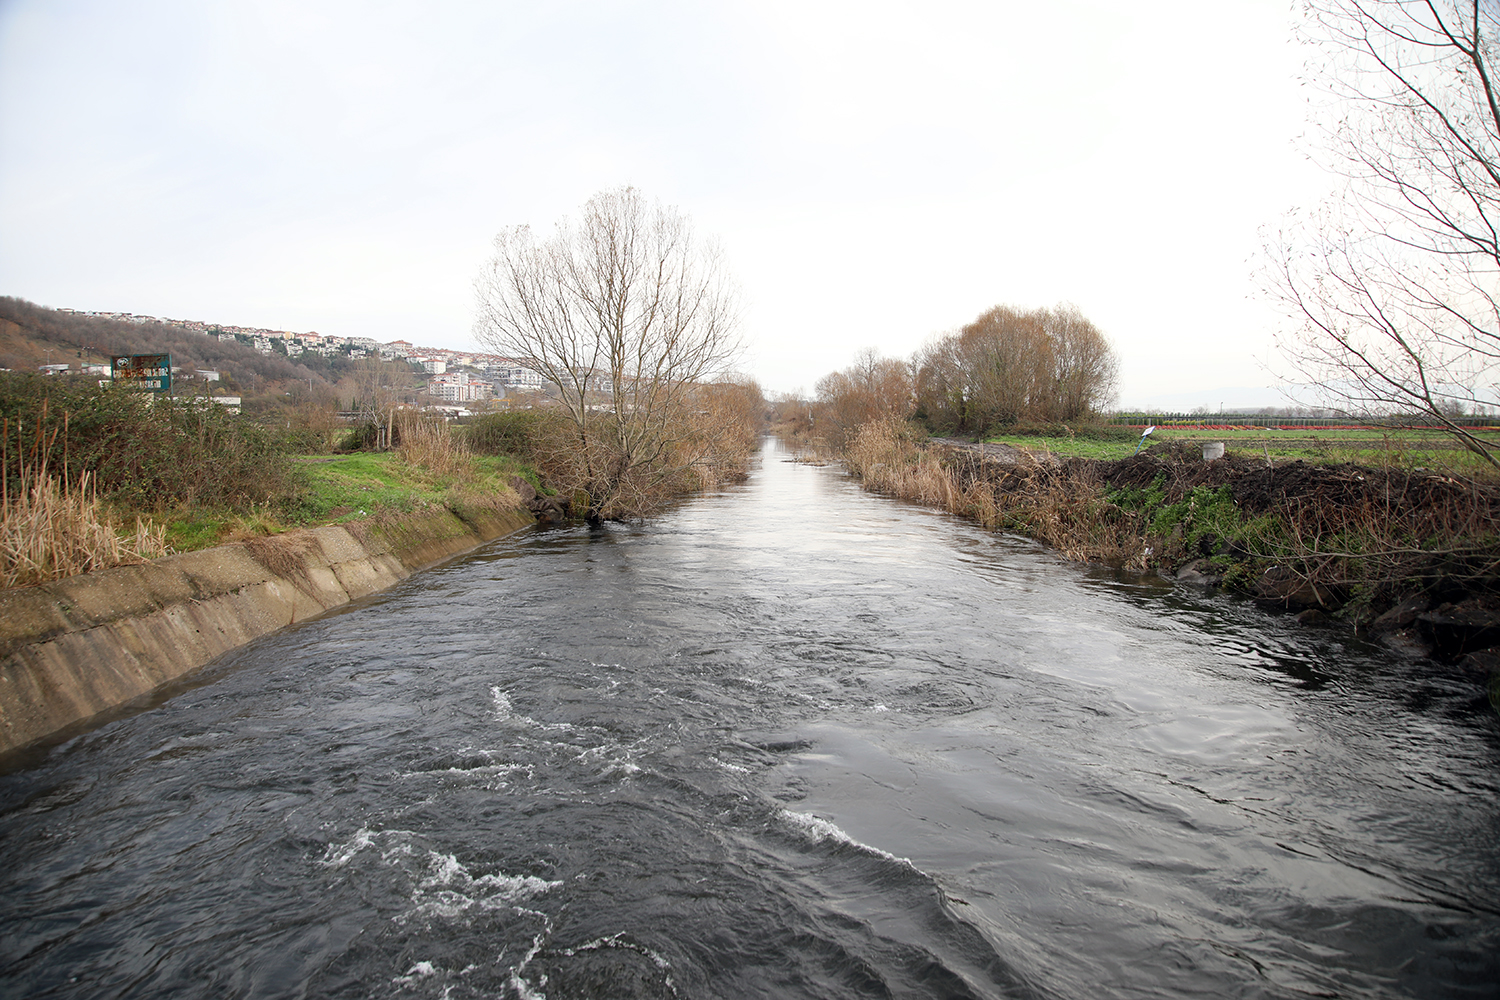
left=0, top=506, right=535, bottom=755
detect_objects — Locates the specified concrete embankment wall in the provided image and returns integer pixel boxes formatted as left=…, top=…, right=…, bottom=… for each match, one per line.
left=0, top=506, right=535, bottom=756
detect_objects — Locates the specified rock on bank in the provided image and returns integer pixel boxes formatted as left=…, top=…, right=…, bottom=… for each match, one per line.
left=0, top=505, right=534, bottom=756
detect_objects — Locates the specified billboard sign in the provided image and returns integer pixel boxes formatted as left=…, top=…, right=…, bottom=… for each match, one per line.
left=113, top=353, right=172, bottom=394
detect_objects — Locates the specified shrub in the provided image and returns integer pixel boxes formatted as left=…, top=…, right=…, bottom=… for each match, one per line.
left=0, top=372, right=298, bottom=509
left=463, top=409, right=566, bottom=461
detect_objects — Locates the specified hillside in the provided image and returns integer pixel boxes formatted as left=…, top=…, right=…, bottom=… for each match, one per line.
left=0, top=296, right=323, bottom=389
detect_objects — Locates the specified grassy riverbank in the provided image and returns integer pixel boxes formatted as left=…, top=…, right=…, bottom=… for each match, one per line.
left=2, top=369, right=766, bottom=588
left=843, top=420, right=1500, bottom=672
left=0, top=371, right=545, bottom=586
left=161, top=450, right=537, bottom=553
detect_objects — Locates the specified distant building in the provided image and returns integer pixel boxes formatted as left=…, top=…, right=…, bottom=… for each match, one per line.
left=486, top=361, right=545, bottom=388
left=428, top=371, right=492, bottom=402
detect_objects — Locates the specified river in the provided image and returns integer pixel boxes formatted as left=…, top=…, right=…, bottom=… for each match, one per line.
left=2, top=437, right=1497, bottom=999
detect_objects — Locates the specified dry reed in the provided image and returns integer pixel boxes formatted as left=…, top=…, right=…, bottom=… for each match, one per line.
left=846, top=419, right=1152, bottom=568
left=1, top=465, right=168, bottom=588
left=396, top=414, right=473, bottom=478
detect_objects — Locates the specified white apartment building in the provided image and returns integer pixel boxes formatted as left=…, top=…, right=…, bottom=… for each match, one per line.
left=428, top=371, right=492, bottom=402
left=485, top=361, right=545, bottom=388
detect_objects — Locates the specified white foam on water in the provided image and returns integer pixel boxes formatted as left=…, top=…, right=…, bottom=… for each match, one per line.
left=321, top=827, right=375, bottom=868
left=711, top=758, right=750, bottom=774
left=392, top=960, right=439, bottom=986
left=491, top=685, right=576, bottom=732
left=871, top=703, right=891, bottom=712
left=491, top=686, right=519, bottom=721
left=600, top=760, right=642, bottom=778
left=511, top=905, right=550, bottom=920
left=420, top=852, right=466, bottom=887
left=402, top=850, right=563, bottom=924
left=472, top=871, right=564, bottom=902
left=559, top=933, right=680, bottom=995
left=321, top=827, right=418, bottom=868
left=396, top=762, right=533, bottom=791
left=396, top=747, right=533, bottom=786
left=778, top=810, right=921, bottom=871
left=321, top=828, right=562, bottom=932
left=508, top=932, right=550, bottom=1000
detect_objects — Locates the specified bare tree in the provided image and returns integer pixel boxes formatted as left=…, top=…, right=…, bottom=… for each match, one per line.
left=474, top=188, right=741, bottom=520
left=814, top=348, right=914, bottom=450
left=1267, top=0, right=1500, bottom=464
left=962, top=306, right=1052, bottom=427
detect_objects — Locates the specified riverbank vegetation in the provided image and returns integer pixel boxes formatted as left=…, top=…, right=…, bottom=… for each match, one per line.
left=801, top=306, right=1500, bottom=668
left=983, top=424, right=1500, bottom=474
left=1, top=350, right=766, bottom=587
left=0, top=373, right=538, bottom=585
left=474, top=187, right=760, bottom=521
left=840, top=417, right=1500, bottom=660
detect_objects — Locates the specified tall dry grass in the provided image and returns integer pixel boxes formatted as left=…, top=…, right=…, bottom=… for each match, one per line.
left=390, top=411, right=529, bottom=523
left=395, top=412, right=473, bottom=478
left=2, top=411, right=169, bottom=587
left=1, top=465, right=169, bottom=588
left=845, top=418, right=1150, bottom=568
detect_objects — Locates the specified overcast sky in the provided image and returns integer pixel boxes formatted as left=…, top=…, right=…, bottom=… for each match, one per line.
left=0, top=0, right=1333, bottom=408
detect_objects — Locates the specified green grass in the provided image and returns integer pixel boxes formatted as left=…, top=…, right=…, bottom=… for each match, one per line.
left=289, top=452, right=535, bottom=524
left=983, top=435, right=1124, bottom=460
left=291, top=452, right=435, bottom=523
left=1104, top=476, right=1281, bottom=562
left=986, top=425, right=1500, bottom=474
left=161, top=511, right=236, bottom=552
left=146, top=451, right=539, bottom=553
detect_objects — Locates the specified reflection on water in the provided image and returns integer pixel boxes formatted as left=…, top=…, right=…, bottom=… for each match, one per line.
left=2, top=438, right=1497, bottom=999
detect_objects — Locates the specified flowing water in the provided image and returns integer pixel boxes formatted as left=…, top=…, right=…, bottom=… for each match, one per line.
left=2, top=438, right=1498, bottom=999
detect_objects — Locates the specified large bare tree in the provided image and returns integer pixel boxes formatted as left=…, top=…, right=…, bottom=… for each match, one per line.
left=1267, top=0, right=1500, bottom=464
left=474, top=187, right=741, bottom=519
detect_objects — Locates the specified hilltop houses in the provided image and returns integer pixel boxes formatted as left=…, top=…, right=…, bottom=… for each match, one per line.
left=50, top=307, right=555, bottom=408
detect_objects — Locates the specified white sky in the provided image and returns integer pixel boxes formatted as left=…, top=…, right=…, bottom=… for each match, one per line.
left=0, top=0, right=1333, bottom=408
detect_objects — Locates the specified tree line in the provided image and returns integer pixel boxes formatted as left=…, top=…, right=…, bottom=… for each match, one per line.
left=807, top=303, right=1120, bottom=452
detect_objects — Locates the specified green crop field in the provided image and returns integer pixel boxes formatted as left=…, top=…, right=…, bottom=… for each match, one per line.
left=983, top=425, right=1500, bottom=476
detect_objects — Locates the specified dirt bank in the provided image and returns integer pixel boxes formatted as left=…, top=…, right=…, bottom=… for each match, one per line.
left=0, top=504, right=535, bottom=757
